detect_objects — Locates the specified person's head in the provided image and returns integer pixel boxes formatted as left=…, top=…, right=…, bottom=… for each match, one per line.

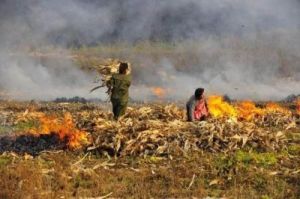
left=119, top=62, right=129, bottom=74
left=195, top=88, right=204, bottom=100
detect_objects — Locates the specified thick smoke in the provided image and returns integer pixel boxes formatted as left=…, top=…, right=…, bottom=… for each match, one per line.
left=0, top=0, right=299, bottom=101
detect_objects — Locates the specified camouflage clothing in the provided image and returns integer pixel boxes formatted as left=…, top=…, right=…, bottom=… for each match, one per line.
left=111, top=99, right=128, bottom=119
left=108, top=73, right=131, bottom=120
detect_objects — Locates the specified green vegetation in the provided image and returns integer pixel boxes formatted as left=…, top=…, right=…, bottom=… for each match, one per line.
left=0, top=125, right=13, bottom=134
left=235, top=150, right=277, bottom=168
left=14, top=120, right=39, bottom=131
left=0, top=156, right=12, bottom=167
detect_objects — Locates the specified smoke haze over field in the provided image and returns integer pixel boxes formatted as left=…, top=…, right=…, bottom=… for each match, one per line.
left=0, top=0, right=299, bottom=100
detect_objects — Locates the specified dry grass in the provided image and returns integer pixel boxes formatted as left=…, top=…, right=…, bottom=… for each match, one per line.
left=0, top=150, right=298, bottom=198
left=0, top=101, right=299, bottom=198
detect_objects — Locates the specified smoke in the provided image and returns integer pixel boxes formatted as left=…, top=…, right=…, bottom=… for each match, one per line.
left=0, top=0, right=299, bottom=101
left=0, top=53, right=106, bottom=100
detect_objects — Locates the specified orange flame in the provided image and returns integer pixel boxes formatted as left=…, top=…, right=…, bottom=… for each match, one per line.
left=30, top=112, right=89, bottom=149
left=208, top=96, right=237, bottom=118
left=151, top=87, right=167, bottom=98
left=265, top=102, right=291, bottom=114
left=207, top=95, right=291, bottom=120
left=237, top=101, right=264, bottom=121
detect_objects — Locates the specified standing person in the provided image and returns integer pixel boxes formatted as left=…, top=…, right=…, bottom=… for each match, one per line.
left=108, top=62, right=131, bottom=120
left=186, top=88, right=209, bottom=122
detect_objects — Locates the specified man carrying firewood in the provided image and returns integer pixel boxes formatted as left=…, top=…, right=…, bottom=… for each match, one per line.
left=186, top=88, right=209, bottom=122
left=107, top=62, right=132, bottom=120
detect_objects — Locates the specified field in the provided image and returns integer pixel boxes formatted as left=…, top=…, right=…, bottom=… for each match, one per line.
left=1, top=0, right=300, bottom=198
left=0, top=99, right=299, bottom=199
left=1, top=43, right=300, bottom=198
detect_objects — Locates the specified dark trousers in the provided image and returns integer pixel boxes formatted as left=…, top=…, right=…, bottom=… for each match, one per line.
left=111, top=99, right=128, bottom=120
left=186, top=104, right=193, bottom=121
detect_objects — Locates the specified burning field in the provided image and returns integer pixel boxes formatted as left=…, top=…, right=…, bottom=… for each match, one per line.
left=0, top=98, right=299, bottom=198
left=1, top=0, right=300, bottom=197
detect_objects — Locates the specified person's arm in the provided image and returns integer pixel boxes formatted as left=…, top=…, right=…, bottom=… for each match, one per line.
left=126, top=80, right=131, bottom=88
left=106, top=75, right=114, bottom=94
left=187, top=98, right=196, bottom=121
left=126, top=75, right=131, bottom=87
left=107, top=75, right=114, bottom=87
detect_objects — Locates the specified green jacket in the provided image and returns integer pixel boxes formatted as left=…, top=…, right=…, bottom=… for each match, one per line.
left=109, top=73, right=131, bottom=101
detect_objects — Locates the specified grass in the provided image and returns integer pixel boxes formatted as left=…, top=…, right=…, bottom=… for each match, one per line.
left=0, top=120, right=39, bottom=135
left=0, top=125, right=13, bottom=134
left=0, top=149, right=298, bottom=199
left=0, top=156, right=12, bottom=167
left=0, top=113, right=298, bottom=198
left=235, top=150, right=278, bottom=168
left=288, top=145, right=300, bottom=155
left=14, top=120, right=39, bottom=132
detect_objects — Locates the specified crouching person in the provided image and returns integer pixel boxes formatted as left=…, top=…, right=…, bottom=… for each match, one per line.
left=108, top=62, right=132, bottom=120
left=186, top=88, right=209, bottom=122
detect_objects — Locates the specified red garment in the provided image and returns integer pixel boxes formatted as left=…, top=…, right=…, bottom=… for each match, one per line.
left=194, top=98, right=208, bottom=120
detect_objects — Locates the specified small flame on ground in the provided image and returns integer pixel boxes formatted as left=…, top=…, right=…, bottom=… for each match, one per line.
left=265, top=102, right=290, bottom=114
left=30, top=112, right=89, bottom=149
left=151, top=87, right=167, bottom=98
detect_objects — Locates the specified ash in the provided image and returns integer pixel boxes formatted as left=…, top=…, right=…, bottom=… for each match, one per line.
left=0, top=133, right=67, bottom=156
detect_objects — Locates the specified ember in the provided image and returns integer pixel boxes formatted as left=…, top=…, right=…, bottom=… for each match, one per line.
left=29, top=112, right=90, bottom=149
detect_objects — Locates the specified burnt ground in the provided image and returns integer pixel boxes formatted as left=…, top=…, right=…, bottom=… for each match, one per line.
left=0, top=133, right=67, bottom=156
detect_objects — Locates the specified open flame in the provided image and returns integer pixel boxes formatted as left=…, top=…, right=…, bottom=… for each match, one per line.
left=30, top=112, right=89, bottom=149
left=151, top=87, right=167, bottom=98
left=265, top=102, right=290, bottom=114
left=208, top=95, right=291, bottom=120
left=237, top=101, right=264, bottom=121
left=208, top=96, right=237, bottom=118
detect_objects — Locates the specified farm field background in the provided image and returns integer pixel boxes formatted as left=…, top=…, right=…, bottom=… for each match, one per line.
left=0, top=99, right=299, bottom=198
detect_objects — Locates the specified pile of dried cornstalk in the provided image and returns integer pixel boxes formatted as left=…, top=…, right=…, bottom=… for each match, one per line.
left=81, top=104, right=297, bottom=157
left=1, top=102, right=297, bottom=156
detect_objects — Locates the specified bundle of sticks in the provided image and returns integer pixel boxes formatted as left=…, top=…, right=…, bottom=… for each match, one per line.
left=89, top=59, right=131, bottom=97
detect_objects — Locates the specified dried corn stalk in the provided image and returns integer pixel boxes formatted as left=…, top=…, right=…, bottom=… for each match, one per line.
left=90, top=59, right=131, bottom=97
left=83, top=104, right=294, bottom=157
left=1, top=102, right=297, bottom=157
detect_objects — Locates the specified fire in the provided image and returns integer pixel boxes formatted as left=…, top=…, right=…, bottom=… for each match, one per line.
left=30, top=112, right=89, bottom=149
left=237, top=101, right=263, bottom=121
left=207, top=95, right=291, bottom=120
left=207, top=96, right=237, bottom=118
left=151, top=87, right=167, bottom=98
left=265, top=102, right=290, bottom=114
